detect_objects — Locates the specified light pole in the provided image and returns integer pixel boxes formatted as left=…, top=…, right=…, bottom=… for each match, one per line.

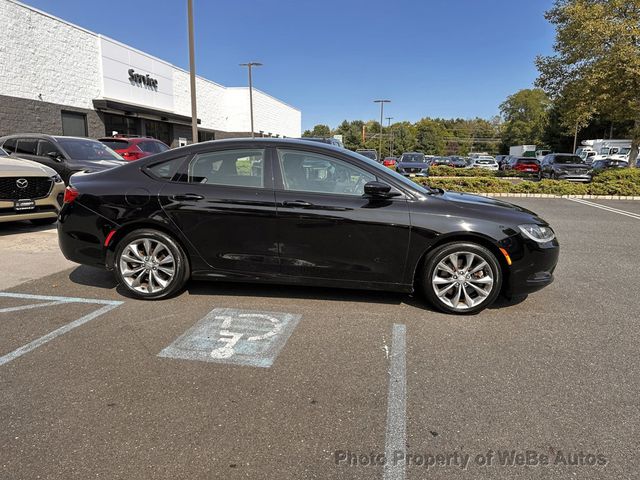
left=386, top=116, right=393, bottom=157
left=240, top=62, right=263, bottom=138
left=187, top=0, right=198, bottom=144
left=374, top=99, right=390, bottom=161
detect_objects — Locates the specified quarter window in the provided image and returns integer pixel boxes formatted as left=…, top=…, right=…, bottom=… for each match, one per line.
left=146, top=156, right=187, bottom=181
left=277, top=149, right=376, bottom=196
left=186, top=149, right=264, bottom=188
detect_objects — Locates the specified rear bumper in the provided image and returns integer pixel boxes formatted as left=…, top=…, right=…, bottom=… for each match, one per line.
left=57, top=202, right=114, bottom=267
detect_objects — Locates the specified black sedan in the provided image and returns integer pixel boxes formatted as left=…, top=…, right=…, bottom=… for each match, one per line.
left=0, top=134, right=125, bottom=184
left=58, top=139, right=559, bottom=314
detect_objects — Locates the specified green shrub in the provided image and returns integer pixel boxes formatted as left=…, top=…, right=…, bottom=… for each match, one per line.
left=428, top=166, right=495, bottom=177
left=417, top=177, right=515, bottom=193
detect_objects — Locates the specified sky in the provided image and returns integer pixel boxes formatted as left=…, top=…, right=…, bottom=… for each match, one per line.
left=20, top=0, right=557, bottom=130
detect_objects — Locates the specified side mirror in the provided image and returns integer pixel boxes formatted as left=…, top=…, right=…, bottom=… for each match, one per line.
left=47, top=151, right=63, bottom=162
left=364, top=181, right=401, bottom=199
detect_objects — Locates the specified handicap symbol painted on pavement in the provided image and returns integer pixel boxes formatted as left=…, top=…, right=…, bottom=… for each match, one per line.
left=158, top=308, right=301, bottom=368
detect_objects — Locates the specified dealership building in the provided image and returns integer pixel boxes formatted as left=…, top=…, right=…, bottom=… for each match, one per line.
left=0, top=0, right=302, bottom=146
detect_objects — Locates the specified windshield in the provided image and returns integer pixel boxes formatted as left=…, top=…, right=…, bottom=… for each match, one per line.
left=554, top=155, right=584, bottom=164
left=400, top=153, right=426, bottom=163
left=57, top=138, right=123, bottom=161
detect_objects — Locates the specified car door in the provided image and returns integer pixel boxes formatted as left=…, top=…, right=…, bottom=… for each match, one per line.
left=158, top=146, right=280, bottom=276
left=273, top=147, right=411, bottom=286
left=36, top=139, right=71, bottom=179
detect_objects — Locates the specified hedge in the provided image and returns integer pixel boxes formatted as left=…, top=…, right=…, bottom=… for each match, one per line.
left=428, top=166, right=533, bottom=178
left=413, top=168, right=640, bottom=196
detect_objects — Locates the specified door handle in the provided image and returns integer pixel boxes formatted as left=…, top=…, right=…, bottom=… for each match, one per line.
left=282, top=200, right=314, bottom=208
left=171, top=194, right=204, bottom=201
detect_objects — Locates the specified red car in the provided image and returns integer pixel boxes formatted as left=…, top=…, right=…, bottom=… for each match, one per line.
left=98, top=136, right=170, bottom=161
left=509, top=157, right=540, bottom=173
left=382, top=156, right=398, bottom=167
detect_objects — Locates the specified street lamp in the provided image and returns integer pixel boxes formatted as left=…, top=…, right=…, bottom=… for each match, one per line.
left=187, top=0, right=198, bottom=144
left=240, top=62, right=263, bottom=138
left=386, top=116, right=393, bottom=157
left=374, top=99, right=390, bottom=161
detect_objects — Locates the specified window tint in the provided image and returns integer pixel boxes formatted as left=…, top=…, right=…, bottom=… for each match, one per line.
left=146, top=156, right=187, bottom=180
left=186, top=149, right=264, bottom=188
left=138, top=141, right=155, bottom=154
left=278, top=149, right=376, bottom=196
left=57, top=138, right=122, bottom=161
left=61, top=111, right=88, bottom=137
left=16, top=139, right=38, bottom=155
left=2, top=138, right=17, bottom=153
left=100, top=139, right=130, bottom=150
left=156, top=142, right=169, bottom=152
left=37, top=140, right=61, bottom=157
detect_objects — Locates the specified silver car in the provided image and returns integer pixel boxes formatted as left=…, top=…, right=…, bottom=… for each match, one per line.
left=0, top=148, right=66, bottom=225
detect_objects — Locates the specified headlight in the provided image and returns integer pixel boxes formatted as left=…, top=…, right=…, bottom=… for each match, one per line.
left=518, top=224, right=555, bottom=243
left=51, top=174, right=63, bottom=183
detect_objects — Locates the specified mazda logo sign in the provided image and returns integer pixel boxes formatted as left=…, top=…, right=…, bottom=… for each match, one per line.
left=16, top=178, right=28, bottom=189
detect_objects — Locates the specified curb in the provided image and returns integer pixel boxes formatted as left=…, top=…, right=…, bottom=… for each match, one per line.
left=476, top=193, right=640, bottom=200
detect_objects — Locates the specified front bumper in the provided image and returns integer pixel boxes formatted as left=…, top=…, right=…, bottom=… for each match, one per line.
left=556, top=172, right=590, bottom=182
left=504, top=236, right=560, bottom=296
left=0, top=181, right=65, bottom=223
left=398, top=171, right=429, bottom=178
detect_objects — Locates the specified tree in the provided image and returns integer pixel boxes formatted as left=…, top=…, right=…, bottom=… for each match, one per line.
left=499, top=89, right=551, bottom=151
left=536, top=0, right=640, bottom=166
left=302, top=124, right=332, bottom=138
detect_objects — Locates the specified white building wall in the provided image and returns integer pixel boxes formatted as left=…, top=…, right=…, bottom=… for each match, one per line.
left=0, top=0, right=301, bottom=138
left=0, top=0, right=101, bottom=110
left=226, top=88, right=301, bottom=138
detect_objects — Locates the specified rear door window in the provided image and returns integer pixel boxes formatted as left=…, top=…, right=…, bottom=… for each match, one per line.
left=186, top=149, right=265, bottom=188
left=16, top=139, right=38, bottom=155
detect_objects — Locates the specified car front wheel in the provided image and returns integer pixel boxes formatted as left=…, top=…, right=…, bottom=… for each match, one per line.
left=114, top=229, right=189, bottom=299
left=421, top=242, right=502, bottom=314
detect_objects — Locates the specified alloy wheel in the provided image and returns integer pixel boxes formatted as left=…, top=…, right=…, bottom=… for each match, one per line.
left=119, top=238, right=176, bottom=294
left=431, top=251, right=494, bottom=311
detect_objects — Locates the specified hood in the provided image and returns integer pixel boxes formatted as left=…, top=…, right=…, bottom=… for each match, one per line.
left=0, top=156, right=57, bottom=177
left=436, top=190, right=547, bottom=224
left=397, top=161, right=429, bottom=168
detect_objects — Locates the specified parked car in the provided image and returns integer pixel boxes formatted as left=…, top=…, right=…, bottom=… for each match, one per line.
left=429, top=157, right=451, bottom=167
left=299, top=137, right=345, bottom=148
left=448, top=156, right=468, bottom=168
left=504, top=157, right=540, bottom=174
left=58, top=138, right=559, bottom=314
left=0, top=134, right=125, bottom=184
left=539, top=154, right=590, bottom=182
left=98, top=136, right=170, bottom=161
left=587, top=158, right=628, bottom=180
left=468, top=157, right=499, bottom=170
left=355, top=149, right=378, bottom=162
left=396, top=152, right=429, bottom=177
left=382, top=156, right=398, bottom=167
left=0, top=147, right=66, bottom=225
left=495, top=154, right=507, bottom=165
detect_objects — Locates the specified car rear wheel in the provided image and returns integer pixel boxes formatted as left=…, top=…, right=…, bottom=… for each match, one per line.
left=421, top=242, right=502, bottom=315
left=114, top=229, right=189, bottom=299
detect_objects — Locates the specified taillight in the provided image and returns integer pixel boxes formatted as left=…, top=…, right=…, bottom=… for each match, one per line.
left=63, top=186, right=79, bottom=204
left=122, top=151, right=142, bottom=161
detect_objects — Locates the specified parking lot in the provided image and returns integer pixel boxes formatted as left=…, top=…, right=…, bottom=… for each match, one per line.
left=1, top=198, right=639, bottom=479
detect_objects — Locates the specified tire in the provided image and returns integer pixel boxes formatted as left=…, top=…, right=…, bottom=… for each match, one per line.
left=114, top=228, right=190, bottom=300
left=420, top=242, right=502, bottom=315
left=30, top=217, right=57, bottom=226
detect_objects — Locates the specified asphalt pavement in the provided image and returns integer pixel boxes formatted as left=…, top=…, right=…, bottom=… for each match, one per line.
left=1, top=198, right=639, bottom=479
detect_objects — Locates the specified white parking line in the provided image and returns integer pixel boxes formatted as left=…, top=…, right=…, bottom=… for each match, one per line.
left=0, top=292, right=123, bottom=367
left=567, top=198, right=640, bottom=220
left=383, top=324, right=406, bottom=480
